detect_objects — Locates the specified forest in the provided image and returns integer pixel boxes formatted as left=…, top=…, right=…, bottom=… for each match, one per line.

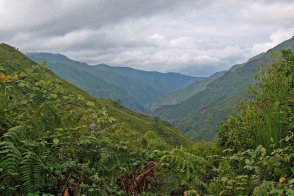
left=0, top=44, right=293, bottom=195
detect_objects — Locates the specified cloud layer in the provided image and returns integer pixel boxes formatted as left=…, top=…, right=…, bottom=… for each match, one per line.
left=1, top=0, right=293, bottom=76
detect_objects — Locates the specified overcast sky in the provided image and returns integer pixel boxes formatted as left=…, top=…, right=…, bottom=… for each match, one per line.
left=1, top=0, right=293, bottom=76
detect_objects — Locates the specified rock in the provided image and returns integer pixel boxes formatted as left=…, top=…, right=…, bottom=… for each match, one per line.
left=88, top=122, right=98, bottom=132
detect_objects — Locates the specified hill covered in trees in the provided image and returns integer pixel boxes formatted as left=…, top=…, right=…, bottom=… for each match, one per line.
left=0, top=43, right=293, bottom=195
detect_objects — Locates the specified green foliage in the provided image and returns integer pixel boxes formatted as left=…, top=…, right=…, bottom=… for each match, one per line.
left=2, top=42, right=293, bottom=195
left=160, top=148, right=208, bottom=191
left=218, top=49, right=294, bottom=150
left=210, top=49, right=294, bottom=195
left=0, top=44, right=205, bottom=195
left=153, top=71, right=224, bottom=109
left=189, top=141, right=221, bottom=157
left=209, top=144, right=294, bottom=195
left=0, top=68, right=127, bottom=194
left=154, top=38, right=294, bottom=141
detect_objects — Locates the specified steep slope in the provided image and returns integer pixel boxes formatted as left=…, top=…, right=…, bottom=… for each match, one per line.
left=1, top=43, right=192, bottom=147
left=1, top=43, right=215, bottom=195
left=110, top=65, right=204, bottom=93
left=154, top=37, right=294, bottom=141
left=28, top=53, right=201, bottom=113
left=151, top=71, right=225, bottom=110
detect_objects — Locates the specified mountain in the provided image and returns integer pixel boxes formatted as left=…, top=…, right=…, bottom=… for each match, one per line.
left=150, top=71, right=225, bottom=110
left=154, top=37, right=294, bottom=141
left=1, top=42, right=293, bottom=195
left=28, top=53, right=202, bottom=113
left=1, top=43, right=215, bottom=195
left=0, top=43, right=191, bottom=147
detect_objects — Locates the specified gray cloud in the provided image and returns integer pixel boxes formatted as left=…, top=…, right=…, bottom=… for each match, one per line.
left=0, top=0, right=293, bottom=76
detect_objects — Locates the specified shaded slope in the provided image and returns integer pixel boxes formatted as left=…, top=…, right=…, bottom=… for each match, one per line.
left=28, top=53, right=201, bottom=113
left=110, top=65, right=204, bottom=93
left=151, top=71, right=225, bottom=110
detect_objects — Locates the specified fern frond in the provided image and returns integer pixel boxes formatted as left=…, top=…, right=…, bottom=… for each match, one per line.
left=2, top=126, right=27, bottom=143
left=20, top=152, right=43, bottom=193
left=162, top=149, right=207, bottom=174
left=0, top=141, right=21, bottom=175
left=160, top=148, right=208, bottom=190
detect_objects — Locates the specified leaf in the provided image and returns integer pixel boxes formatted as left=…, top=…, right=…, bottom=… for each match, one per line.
left=68, top=178, right=75, bottom=184
left=86, top=101, right=95, bottom=107
left=288, top=178, right=294, bottom=185
left=50, top=93, right=57, bottom=99
left=53, top=138, right=59, bottom=145
left=221, top=177, right=228, bottom=182
left=245, top=159, right=251, bottom=164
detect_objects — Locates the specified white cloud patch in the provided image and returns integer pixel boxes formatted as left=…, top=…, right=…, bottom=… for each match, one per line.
left=0, top=0, right=293, bottom=76
left=250, top=28, right=294, bottom=55
left=240, top=1, right=294, bottom=26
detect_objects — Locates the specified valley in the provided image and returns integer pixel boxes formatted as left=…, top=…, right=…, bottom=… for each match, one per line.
left=1, top=1, right=293, bottom=194
left=29, top=38, right=294, bottom=141
left=1, top=39, right=293, bottom=195
left=28, top=52, right=201, bottom=114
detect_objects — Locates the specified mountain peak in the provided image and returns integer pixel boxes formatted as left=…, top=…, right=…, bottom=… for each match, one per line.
left=0, top=43, right=35, bottom=72
left=0, top=43, right=22, bottom=54
left=0, top=43, right=17, bottom=49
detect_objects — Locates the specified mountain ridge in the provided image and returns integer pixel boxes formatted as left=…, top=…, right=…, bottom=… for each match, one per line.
left=150, top=70, right=226, bottom=110
left=28, top=52, right=202, bottom=113
left=153, top=37, right=294, bottom=141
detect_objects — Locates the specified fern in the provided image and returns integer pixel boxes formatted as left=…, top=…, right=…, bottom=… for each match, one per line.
left=20, top=152, right=44, bottom=193
left=0, top=141, right=21, bottom=174
left=0, top=126, right=46, bottom=194
left=0, top=126, right=26, bottom=179
left=2, top=126, right=27, bottom=143
left=144, top=131, right=170, bottom=150
left=0, top=128, right=25, bottom=194
left=160, top=148, right=208, bottom=190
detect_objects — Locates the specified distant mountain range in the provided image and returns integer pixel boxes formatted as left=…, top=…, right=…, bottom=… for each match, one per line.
left=28, top=37, right=294, bottom=141
left=153, top=37, right=294, bottom=140
left=28, top=53, right=202, bottom=113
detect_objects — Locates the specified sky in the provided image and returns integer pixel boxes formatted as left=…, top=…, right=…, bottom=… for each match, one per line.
left=0, top=0, right=293, bottom=76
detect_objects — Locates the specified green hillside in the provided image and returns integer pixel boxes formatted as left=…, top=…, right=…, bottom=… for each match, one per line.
left=1, top=43, right=214, bottom=195
left=213, top=49, right=294, bottom=195
left=1, top=42, right=293, bottom=195
left=151, top=71, right=225, bottom=110
left=28, top=53, right=201, bottom=113
left=154, top=37, right=294, bottom=141
left=0, top=44, right=192, bottom=147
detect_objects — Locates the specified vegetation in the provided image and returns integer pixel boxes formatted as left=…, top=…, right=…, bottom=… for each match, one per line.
left=0, top=44, right=210, bottom=195
left=151, top=71, right=225, bottom=109
left=211, top=49, right=294, bottom=195
left=154, top=38, right=294, bottom=141
left=28, top=53, right=201, bottom=113
left=0, top=43, right=293, bottom=195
